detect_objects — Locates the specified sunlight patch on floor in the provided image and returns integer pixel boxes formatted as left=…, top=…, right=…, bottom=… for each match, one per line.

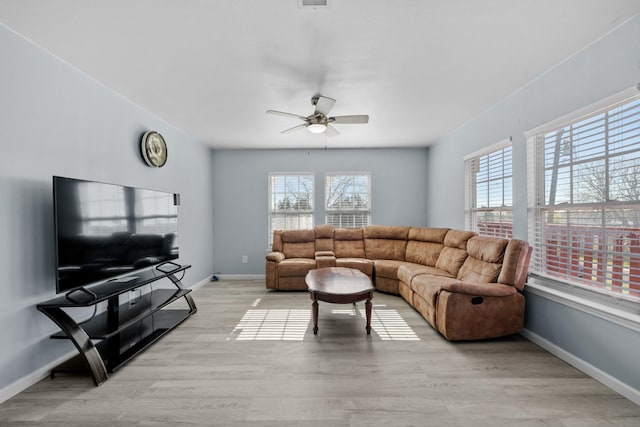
left=330, top=306, right=420, bottom=341
left=233, top=309, right=310, bottom=341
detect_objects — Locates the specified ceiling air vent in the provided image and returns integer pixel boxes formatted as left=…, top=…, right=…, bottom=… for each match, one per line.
left=299, top=0, right=329, bottom=8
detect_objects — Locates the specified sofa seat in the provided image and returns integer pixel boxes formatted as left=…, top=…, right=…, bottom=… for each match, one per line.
left=397, top=263, right=452, bottom=285
left=408, top=275, right=460, bottom=327
left=335, top=257, right=374, bottom=276
left=278, top=258, right=316, bottom=276
left=276, top=258, right=316, bottom=290
left=371, top=259, right=407, bottom=294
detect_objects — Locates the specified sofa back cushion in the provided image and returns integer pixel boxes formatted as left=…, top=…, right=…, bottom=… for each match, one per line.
left=315, top=225, right=335, bottom=252
left=364, top=225, right=410, bottom=261
left=281, top=229, right=315, bottom=258
left=434, top=229, right=476, bottom=276
left=457, top=236, right=508, bottom=283
left=405, top=227, right=449, bottom=266
left=334, top=228, right=366, bottom=258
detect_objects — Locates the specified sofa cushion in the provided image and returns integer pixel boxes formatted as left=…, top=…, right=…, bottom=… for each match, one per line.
left=467, top=236, right=508, bottom=263
left=408, top=227, right=450, bottom=243
left=410, top=275, right=462, bottom=308
left=281, top=229, right=315, bottom=243
left=405, top=241, right=444, bottom=267
left=277, top=258, right=316, bottom=277
left=364, top=226, right=410, bottom=261
left=336, top=258, right=374, bottom=276
left=281, top=229, right=315, bottom=258
left=435, top=247, right=468, bottom=277
left=334, top=228, right=366, bottom=258
left=457, top=236, right=508, bottom=283
left=372, top=259, right=407, bottom=279
left=364, top=225, right=410, bottom=240
left=397, top=263, right=452, bottom=285
left=443, top=229, right=476, bottom=249
left=457, top=257, right=502, bottom=283
left=315, top=225, right=335, bottom=252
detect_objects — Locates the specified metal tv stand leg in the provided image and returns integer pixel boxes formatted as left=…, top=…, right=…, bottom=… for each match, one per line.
left=37, top=306, right=108, bottom=386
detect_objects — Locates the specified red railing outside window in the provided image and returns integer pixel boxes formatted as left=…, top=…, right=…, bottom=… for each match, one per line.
left=539, top=223, right=640, bottom=301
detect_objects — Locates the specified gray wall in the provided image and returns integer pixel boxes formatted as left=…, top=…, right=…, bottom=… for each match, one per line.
left=211, top=148, right=429, bottom=274
left=426, top=16, right=640, bottom=393
left=0, top=24, right=214, bottom=394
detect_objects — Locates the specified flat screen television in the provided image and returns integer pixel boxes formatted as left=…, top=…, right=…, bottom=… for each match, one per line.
left=53, top=176, right=179, bottom=295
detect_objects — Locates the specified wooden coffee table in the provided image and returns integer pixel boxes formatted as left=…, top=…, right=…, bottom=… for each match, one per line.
left=305, top=267, right=374, bottom=335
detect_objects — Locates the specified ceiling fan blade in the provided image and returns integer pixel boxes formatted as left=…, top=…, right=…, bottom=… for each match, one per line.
left=266, top=110, right=307, bottom=121
left=314, top=96, right=336, bottom=116
left=281, top=124, right=308, bottom=134
left=324, top=124, right=340, bottom=137
left=331, top=115, right=369, bottom=124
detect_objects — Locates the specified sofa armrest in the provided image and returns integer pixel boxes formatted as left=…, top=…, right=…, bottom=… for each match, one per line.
left=440, top=281, right=516, bottom=297
left=266, top=252, right=285, bottom=262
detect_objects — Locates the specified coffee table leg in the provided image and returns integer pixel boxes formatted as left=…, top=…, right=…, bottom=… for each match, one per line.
left=365, top=295, right=372, bottom=335
left=312, top=298, right=319, bottom=335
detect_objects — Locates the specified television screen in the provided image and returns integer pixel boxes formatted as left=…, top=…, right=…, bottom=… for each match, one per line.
left=53, top=176, right=179, bottom=294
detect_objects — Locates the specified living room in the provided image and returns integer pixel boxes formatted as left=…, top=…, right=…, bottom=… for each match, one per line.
left=1, top=1, right=640, bottom=424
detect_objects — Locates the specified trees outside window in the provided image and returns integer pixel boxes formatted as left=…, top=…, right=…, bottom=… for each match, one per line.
left=325, top=173, right=371, bottom=228
left=268, top=173, right=313, bottom=244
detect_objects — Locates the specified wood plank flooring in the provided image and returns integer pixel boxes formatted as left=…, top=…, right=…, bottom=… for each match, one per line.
left=1, top=279, right=639, bottom=426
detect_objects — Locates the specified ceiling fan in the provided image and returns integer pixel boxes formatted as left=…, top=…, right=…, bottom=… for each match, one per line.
left=266, top=95, right=369, bottom=137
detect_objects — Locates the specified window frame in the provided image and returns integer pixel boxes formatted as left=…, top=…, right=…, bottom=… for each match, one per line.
left=324, top=172, right=372, bottom=228
left=267, top=172, right=314, bottom=245
left=464, top=138, right=513, bottom=238
left=526, top=85, right=640, bottom=303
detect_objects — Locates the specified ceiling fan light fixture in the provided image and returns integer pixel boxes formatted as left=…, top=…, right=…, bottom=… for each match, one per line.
left=307, top=123, right=326, bottom=134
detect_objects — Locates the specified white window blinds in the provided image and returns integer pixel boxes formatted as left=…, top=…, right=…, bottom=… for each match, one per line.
left=268, top=173, right=314, bottom=243
left=527, top=87, right=640, bottom=302
left=325, top=173, right=371, bottom=228
left=465, top=140, right=513, bottom=238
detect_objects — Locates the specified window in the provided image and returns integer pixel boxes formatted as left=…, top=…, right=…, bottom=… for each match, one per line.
left=527, top=87, right=640, bottom=302
left=268, top=173, right=314, bottom=243
left=465, top=139, right=513, bottom=238
left=325, top=173, right=371, bottom=228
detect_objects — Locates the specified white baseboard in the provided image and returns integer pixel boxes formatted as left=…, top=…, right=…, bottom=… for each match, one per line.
left=0, top=351, right=76, bottom=404
left=521, top=329, right=640, bottom=406
left=190, top=275, right=214, bottom=290
left=212, top=274, right=265, bottom=281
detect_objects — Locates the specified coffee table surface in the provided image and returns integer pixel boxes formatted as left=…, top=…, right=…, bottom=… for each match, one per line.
left=305, top=267, right=373, bottom=296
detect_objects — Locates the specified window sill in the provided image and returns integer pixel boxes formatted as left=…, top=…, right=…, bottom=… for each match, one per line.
left=525, top=275, right=640, bottom=333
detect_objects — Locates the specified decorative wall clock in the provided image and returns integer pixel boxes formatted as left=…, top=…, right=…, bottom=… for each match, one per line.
left=140, top=131, right=168, bottom=167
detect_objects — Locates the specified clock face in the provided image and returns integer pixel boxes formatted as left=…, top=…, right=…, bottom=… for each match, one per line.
left=141, top=131, right=167, bottom=167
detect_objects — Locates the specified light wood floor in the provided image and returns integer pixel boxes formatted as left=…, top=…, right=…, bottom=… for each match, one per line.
left=1, top=280, right=639, bottom=426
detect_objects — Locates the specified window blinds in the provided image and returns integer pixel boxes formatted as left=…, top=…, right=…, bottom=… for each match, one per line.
left=527, top=90, right=640, bottom=302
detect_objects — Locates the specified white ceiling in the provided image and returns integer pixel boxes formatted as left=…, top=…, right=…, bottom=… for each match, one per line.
left=1, top=1, right=639, bottom=149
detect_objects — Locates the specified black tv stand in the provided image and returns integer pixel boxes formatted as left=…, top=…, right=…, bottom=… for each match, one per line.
left=37, top=264, right=196, bottom=386
left=65, top=287, right=97, bottom=304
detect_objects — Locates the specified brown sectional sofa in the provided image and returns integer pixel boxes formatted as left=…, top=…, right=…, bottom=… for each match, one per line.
left=265, top=225, right=532, bottom=341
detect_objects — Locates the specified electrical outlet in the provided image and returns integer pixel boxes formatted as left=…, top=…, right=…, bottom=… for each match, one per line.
left=242, top=255, right=248, bottom=264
